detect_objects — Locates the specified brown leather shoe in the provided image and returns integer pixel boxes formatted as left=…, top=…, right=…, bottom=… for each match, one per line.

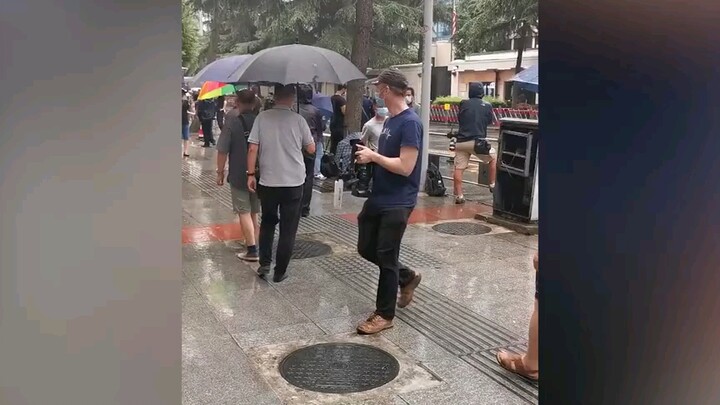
left=356, top=313, right=394, bottom=335
left=398, top=272, right=422, bottom=308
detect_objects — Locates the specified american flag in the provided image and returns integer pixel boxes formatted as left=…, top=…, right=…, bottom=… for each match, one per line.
left=451, top=0, right=457, bottom=37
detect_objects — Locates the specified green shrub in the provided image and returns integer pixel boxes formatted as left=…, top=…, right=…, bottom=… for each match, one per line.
left=432, top=95, right=510, bottom=108
left=483, top=97, right=510, bottom=108
left=432, top=96, right=463, bottom=105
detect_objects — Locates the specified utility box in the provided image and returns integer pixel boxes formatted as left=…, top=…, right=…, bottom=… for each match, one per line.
left=493, top=118, right=539, bottom=223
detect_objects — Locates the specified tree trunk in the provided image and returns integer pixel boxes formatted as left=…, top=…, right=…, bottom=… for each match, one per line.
left=347, top=0, right=374, bottom=133
left=510, top=32, right=526, bottom=108
left=207, top=0, right=220, bottom=61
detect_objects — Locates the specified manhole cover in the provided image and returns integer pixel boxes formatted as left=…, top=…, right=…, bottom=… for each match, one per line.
left=279, top=343, right=400, bottom=394
left=273, top=239, right=333, bottom=259
left=432, top=222, right=492, bottom=235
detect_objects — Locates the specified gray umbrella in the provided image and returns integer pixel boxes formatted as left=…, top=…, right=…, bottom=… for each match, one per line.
left=190, top=54, right=252, bottom=87
left=225, top=44, right=365, bottom=85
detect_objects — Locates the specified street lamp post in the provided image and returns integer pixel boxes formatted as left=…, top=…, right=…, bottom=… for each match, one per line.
left=419, top=0, right=433, bottom=187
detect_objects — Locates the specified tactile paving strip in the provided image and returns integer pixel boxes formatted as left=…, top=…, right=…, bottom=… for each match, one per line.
left=183, top=165, right=445, bottom=268
left=313, top=179, right=336, bottom=193
left=182, top=164, right=233, bottom=209
left=313, top=254, right=538, bottom=403
left=279, top=343, right=400, bottom=394
left=295, top=215, right=445, bottom=269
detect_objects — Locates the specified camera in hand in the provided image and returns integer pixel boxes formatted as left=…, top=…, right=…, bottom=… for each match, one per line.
left=446, top=125, right=457, bottom=151
left=349, top=139, right=373, bottom=198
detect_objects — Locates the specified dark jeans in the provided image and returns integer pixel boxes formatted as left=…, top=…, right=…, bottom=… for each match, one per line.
left=329, top=128, right=344, bottom=154
left=301, top=154, right=315, bottom=215
left=200, top=119, right=214, bottom=146
left=257, top=184, right=303, bottom=276
left=357, top=202, right=415, bottom=320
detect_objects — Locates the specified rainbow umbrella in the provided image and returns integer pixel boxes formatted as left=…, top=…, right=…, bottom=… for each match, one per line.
left=197, top=81, right=246, bottom=100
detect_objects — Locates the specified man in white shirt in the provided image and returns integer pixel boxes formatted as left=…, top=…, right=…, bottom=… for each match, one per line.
left=247, top=84, right=316, bottom=282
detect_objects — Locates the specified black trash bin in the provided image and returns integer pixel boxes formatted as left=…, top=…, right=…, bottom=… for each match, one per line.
left=493, top=118, right=539, bottom=223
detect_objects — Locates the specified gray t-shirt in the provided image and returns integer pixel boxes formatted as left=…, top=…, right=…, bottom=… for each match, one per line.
left=361, top=118, right=385, bottom=151
left=217, top=109, right=256, bottom=190
left=248, top=106, right=314, bottom=188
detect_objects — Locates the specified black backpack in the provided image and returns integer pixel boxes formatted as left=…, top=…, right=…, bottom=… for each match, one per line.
left=424, top=163, right=446, bottom=197
left=320, top=153, right=341, bottom=178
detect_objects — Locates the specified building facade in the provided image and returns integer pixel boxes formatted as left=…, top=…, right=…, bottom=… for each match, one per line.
left=449, top=35, right=539, bottom=102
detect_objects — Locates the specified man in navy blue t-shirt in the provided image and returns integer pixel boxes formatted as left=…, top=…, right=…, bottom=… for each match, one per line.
left=353, top=70, right=424, bottom=335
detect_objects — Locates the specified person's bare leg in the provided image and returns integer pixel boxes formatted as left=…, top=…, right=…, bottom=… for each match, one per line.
left=488, top=156, right=497, bottom=188
left=522, top=299, right=539, bottom=370
left=251, top=213, right=260, bottom=243
left=236, top=213, right=246, bottom=245
left=453, top=168, right=464, bottom=197
left=497, top=252, right=539, bottom=379
left=238, top=213, right=255, bottom=247
left=523, top=252, right=539, bottom=369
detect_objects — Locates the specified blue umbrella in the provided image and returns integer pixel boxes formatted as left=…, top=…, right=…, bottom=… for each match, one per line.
left=311, top=93, right=334, bottom=118
left=509, top=64, right=538, bottom=93
left=190, top=55, right=252, bottom=87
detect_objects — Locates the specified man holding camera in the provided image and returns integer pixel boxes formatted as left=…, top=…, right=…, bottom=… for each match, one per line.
left=354, top=70, right=423, bottom=335
left=454, top=82, right=496, bottom=204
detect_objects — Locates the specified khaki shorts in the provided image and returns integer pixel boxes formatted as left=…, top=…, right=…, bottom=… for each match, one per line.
left=454, top=140, right=496, bottom=170
left=231, top=185, right=260, bottom=214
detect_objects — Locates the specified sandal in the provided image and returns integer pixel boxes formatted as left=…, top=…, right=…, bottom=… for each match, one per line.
left=496, top=350, right=538, bottom=382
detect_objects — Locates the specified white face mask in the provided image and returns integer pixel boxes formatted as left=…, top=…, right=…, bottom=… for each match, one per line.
left=405, top=96, right=413, bottom=104
left=376, top=107, right=389, bottom=117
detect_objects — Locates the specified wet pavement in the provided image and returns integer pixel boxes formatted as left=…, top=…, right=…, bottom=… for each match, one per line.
left=182, top=135, right=538, bottom=404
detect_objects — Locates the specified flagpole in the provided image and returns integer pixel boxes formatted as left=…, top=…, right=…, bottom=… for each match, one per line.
left=451, top=0, right=457, bottom=61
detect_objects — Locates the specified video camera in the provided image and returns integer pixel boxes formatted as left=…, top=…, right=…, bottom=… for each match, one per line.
left=446, top=124, right=457, bottom=151
left=349, top=139, right=373, bottom=198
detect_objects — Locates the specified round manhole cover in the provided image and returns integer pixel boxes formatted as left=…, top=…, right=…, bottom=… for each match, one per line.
left=432, top=222, right=492, bottom=235
left=279, top=343, right=400, bottom=394
left=273, top=239, right=333, bottom=259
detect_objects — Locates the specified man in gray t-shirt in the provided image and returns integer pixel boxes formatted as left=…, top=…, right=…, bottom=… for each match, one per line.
left=217, top=89, right=261, bottom=262
left=247, top=84, right=316, bottom=282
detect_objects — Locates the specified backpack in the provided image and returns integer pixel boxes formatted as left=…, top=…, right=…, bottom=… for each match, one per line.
left=320, top=153, right=341, bottom=178
left=424, top=163, right=446, bottom=197
left=237, top=113, right=260, bottom=181
left=198, top=100, right=216, bottom=121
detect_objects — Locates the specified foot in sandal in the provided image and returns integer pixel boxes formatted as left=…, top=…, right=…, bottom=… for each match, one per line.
left=496, top=350, right=539, bottom=382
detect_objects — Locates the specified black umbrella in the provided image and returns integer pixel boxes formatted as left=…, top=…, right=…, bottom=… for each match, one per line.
left=190, top=54, right=252, bottom=87
left=225, top=44, right=365, bottom=85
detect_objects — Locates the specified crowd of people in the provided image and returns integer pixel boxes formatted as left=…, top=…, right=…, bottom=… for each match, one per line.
left=181, top=70, right=538, bottom=381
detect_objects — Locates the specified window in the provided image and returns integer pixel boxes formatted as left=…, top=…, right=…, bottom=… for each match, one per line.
left=482, top=82, right=496, bottom=98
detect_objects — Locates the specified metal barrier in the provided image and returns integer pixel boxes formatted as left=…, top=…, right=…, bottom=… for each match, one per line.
left=429, top=105, right=538, bottom=125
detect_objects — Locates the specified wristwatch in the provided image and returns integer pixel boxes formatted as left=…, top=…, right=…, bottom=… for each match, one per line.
left=246, top=171, right=255, bottom=176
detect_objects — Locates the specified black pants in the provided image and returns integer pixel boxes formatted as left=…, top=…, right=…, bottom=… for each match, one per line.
left=329, top=128, right=344, bottom=154
left=357, top=202, right=415, bottom=320
left=257, top=184, right=303, bottom=276
left=200, top=119, right=214, bottom=146
left=301, top=154, right=315, bottom=215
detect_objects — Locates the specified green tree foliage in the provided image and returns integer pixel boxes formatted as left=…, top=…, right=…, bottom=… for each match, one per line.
left=182, top=0, right=201, bottom=70
left=454, top=0, right=537, bottom=59
left=454, top=0, right=537, bottom=105
left=189, top=0, right=453, bottom=71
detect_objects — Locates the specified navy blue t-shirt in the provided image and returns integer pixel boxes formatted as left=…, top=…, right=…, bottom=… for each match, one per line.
left=368, top=108, right=423, bottom=209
